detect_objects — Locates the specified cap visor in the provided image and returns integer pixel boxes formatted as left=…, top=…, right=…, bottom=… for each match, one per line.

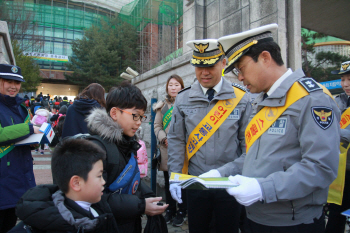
left=0, top=75, right=25, bottom=82
left=190, top=56, right=222, bottom=68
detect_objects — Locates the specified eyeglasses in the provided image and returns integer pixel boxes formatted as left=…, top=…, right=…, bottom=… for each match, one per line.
left=232, top=56, right=257, bottom=77
left=117, top=108, right=147, bottom=122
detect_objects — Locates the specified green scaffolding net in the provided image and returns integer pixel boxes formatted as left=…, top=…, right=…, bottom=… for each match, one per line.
left=0, top=0, right=183, bottom=72
left=119, top=0, right=183, bottom=29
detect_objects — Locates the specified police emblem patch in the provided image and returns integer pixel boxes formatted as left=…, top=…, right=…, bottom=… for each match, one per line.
left=194, top=43, right=209, bottom=53
left=132, top=180, right=139, bottom=194
left=11, top=66, right=18, bottom=73
left=311, top=107, right=333, bottom=130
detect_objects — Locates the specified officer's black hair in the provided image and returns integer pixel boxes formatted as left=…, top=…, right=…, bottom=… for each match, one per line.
left=245, top=41, right=284, bottom=66
left=106, top=81, right=147, bottom=114
left=51, top=138, right=106, bottom=193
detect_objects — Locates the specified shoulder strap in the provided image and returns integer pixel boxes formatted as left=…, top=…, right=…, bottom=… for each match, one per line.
left=232, top=83, right=247, bottom=92
left=177, top=86, right=191, bottom=95
left=298, top=77, right=322, bottom=93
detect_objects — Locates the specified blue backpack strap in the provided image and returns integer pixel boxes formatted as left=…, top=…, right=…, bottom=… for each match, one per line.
left=108, top=153, right=141, bottom=194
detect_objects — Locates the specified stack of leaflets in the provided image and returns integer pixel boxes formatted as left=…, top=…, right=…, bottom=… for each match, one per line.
left=169, top=172, right=238, bottom=190
left=15, top=123, right=55, bottom=146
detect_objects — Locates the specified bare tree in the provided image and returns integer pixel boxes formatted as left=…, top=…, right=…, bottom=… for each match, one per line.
left=0, top=0, right=44, bottom=52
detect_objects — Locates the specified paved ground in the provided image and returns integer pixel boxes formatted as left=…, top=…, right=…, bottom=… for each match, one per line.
left=32, top=148, right=189, bottom=233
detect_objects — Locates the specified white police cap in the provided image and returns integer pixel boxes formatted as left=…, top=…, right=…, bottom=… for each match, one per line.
left=218, top=23, right=278, bottom=74
left=186, top=39, right=224, bottom=67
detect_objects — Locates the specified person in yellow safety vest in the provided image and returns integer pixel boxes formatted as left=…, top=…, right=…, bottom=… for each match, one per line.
left=325, top=61, right=350, bottom=233
left=167, top=39, right=252, bottom=233
left=215, top=23, right=340, bottom=233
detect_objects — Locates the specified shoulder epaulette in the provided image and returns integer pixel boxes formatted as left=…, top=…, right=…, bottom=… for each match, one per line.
left=178, top=86, right=191, bottom=94
left=232, top=83, right=247, bottom=92
left=298, top=77, right=322, bottom=93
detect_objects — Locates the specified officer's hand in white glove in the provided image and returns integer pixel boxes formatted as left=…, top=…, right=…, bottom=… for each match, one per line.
left=226, top=175, right=263, bottom=206
left=199, top=169, right=221, bottom=178
left=169, top=183, right=182, bottom=204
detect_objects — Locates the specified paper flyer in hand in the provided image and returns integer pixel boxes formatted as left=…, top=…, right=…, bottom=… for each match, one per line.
left=15, top=123, right=55, bottom=146
left=169, top=172, right=238, bottom=190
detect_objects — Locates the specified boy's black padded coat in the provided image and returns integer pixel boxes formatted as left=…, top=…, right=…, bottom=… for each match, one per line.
left=86, top=108, right=155, bottom=233
left=14, top=184, right=119, bottom=233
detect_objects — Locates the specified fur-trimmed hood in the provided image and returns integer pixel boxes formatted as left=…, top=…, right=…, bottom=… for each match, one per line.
left=86, top=108, right=124, bottom=143
left=86, top=108, right=139, bottom=143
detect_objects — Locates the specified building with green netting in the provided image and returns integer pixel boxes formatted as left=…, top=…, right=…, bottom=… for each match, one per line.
left=0, top=0, right=183, bottom=97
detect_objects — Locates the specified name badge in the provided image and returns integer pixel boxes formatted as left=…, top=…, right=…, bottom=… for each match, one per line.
left=227, top=109, right=240, bottom=120
left=184, top=109, right=198, bottom=115
left=268, top=117, right=287, bottom=135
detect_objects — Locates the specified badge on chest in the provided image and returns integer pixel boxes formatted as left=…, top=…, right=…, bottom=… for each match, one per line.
left=268, top=117, right=287, bottom=135
left=228, top=109, right=240, bottom=120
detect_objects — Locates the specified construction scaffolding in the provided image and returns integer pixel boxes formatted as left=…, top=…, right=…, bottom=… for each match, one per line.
left=0, top=0, right=183, bottom=74
left=119, top=0, right=183, bottom=73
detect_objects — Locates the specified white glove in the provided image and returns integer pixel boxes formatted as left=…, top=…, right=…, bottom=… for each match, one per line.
left=169, top=183, right=182, bottom=203
left=226, top=175, right=263, bottom=206
left=199, top=169, right=221, bottom=178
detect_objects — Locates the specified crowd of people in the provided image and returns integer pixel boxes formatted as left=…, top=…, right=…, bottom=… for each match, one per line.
left=0, top=23, right=349, bottom=233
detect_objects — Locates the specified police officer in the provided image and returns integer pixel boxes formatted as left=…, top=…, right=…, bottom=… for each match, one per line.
left=217, top=24, right=340, bottom=232
left=0, top=64, right=41, bottom=233
left=167, top=39, right=252, bottom=233
left=325, top=61, right=350, bottom=233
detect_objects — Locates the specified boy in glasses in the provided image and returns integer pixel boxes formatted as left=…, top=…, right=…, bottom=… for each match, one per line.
left=86, top=82, right=167, bottom=233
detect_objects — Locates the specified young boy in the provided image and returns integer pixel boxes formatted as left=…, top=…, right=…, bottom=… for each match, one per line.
left=12, top=138, right=119, bottom=233
left=86, top=82, right=167, bottom=233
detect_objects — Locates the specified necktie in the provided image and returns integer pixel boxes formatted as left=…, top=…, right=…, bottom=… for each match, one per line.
left=207, top=88, right=215, bottom=101
left=263, top=93, right=268, bottom=100
left=347, top=98, right=350, bottom=107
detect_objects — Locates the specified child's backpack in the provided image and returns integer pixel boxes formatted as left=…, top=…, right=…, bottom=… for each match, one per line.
left=49, top=115, right=66, bottom=147
left=137, top=140, right=148, bottom=178
left=33, top=115, right=47, bottom=126
left=31, top=109, right=49, bottom=127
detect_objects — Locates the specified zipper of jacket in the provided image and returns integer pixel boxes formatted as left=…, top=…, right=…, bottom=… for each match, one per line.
left=284, top=166, right=295, bottom=220
left=255, top=137, right=261, bottom=160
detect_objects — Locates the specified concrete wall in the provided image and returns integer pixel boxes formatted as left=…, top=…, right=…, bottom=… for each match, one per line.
left=0, top=21, right=15, bottom=65
left=133, top=0, right=302, bottom=191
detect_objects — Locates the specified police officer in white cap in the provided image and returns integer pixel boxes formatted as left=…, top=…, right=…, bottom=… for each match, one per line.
left=215, top=24, right=340, bottom=232
left=325, top=61, right=350, bottom=233
left=0, top=64, right=41, bottom=232
left=167, top=39, right=252, bottom=233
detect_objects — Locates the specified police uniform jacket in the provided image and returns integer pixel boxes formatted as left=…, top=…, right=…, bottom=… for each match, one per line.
left=0, top=94, right=36, bottom=211
left=335, top=93, right=350, bottom=170
left=167, top=77, right=252, bottom=176
left=242, top=69, right=340, bottom=226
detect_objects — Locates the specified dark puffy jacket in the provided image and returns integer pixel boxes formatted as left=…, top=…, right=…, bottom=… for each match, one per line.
left=30, top=102, right=42, bottom=115
left=14, top=184, right=119, bottom=233
left=61, top=99, right=101, bottom=139
left=59, top=100, right=70, bottom=108
left=0, top=94, right=36, bottom=210
left=86, top=108, right=155, bottom=233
